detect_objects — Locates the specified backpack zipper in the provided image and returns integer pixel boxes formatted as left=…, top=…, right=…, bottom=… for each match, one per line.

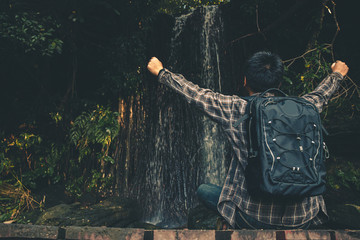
left=262, top=118, right=275, bottom=171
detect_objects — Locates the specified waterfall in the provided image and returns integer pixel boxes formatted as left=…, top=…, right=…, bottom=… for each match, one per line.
left=142, top=5, right=230, bottom=228
left=199, top=6, right=228, bottom=186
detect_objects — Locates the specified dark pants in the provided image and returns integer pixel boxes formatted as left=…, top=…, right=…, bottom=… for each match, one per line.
left=196, top=183, right=311, bottom=230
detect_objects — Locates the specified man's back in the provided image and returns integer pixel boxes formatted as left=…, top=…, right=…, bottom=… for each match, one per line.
left=147, top=54, right=349, bottom=229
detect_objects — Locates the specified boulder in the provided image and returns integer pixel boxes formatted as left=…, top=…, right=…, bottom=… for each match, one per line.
left=187, top=204, right=221, bottom=229
left=327, top=203, right=360, bottom=229
left=35, top=196, right=142, bottom=227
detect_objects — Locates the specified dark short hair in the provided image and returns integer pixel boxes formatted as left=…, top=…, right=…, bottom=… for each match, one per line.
left=244, top=51, right=284, bottom=92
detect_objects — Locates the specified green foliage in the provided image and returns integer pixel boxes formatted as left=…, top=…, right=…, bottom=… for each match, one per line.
left=0, top=135, right=13, bottom=177
left=1, top=104, right=120, bottom=210
left=65, top=176, right=84, bottom=199
left=0, top=11, right=63, bottom=56
left=0, top=130, right=66, bottom=189
left=87, top=170, right=114, bottom=193
left=70, top=105, right=119, bottom=164
left=282, top=44, right=360, bottom=130
left=0, top=178, right=44, bottom=222
left=65, top=170, right=114, bottom=198
left=49, top=112, right=63, bottom=125
left=282, top=44, right=333, bottom=96
left=0, top=132, right=43, bottom=180
left=66, top=105, right=120, bottom=198
left=327, top=161, right=360, bottom=192
left=22, top=143, right=66, bottom=189
left=66, top=105, right=119, bottom=198
left=0, top=126, right=63, bottom=221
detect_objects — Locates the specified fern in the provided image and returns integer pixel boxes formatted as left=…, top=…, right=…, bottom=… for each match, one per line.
left=70, top=105, right=120, bottom=163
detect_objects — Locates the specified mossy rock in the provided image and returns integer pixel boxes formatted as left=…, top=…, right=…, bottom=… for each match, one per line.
left=35, top=197, right=142, bottom=227
left=188, top=204, right=221, bottom=229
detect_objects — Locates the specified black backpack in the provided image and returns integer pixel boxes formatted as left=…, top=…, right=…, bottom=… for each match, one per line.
left=234, top=88, right=328, bottom=199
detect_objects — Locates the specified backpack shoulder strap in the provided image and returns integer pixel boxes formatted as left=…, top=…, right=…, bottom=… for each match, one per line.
left=260, top=88, right=287, bottom=97
left=233, top=114, right=249, bottom=128
left=233, top=89, right=286, bottom=128
left=233, top=96, right=255, bottom=128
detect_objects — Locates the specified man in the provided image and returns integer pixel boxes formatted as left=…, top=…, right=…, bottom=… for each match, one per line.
left=147, top=51, right=349, bottom=229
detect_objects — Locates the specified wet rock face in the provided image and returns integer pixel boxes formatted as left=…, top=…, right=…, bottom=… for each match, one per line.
left=141, top=5, right=231, bottom=228
left=35, top=197, right=142, bottom=227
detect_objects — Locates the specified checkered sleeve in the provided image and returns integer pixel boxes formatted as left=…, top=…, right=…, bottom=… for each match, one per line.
left=302, top=72, right=344, bottom=113
left=158, top=68, right=239, bottom=126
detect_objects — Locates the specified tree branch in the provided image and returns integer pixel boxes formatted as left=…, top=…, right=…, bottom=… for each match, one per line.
left=228, top=0, right=312, bottom=46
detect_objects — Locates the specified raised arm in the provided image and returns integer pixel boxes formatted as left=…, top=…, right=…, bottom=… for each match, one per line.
left=147, top=57, right=242, bottom=126
left=302, top=60, right=349, bottom=112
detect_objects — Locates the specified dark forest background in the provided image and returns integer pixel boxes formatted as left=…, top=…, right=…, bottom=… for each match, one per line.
left=1, top=0, right=360, bottom=224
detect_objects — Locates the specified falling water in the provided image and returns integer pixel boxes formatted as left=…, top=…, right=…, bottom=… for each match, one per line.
left=143, top=5, right=230, bottom=228
left=199, top=6, right=228, bottom=186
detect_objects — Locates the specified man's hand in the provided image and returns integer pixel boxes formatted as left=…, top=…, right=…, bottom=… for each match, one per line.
left=147, top=57, right=164, bottom=76
left=331, top=60, right=349, bottom=77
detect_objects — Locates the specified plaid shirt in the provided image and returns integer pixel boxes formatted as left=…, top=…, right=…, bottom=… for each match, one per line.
left=158, top=68, right=344, bottom=228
